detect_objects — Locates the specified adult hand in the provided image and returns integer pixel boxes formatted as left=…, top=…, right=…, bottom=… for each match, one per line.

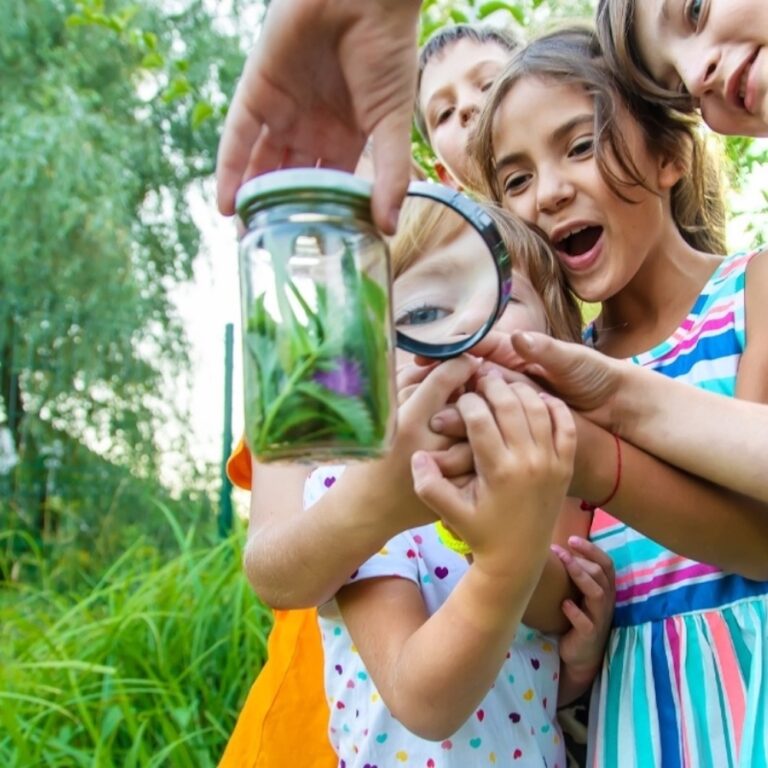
left=507, top=332, right=623, bottom=430
left=216, top=0, right=421, bottom=234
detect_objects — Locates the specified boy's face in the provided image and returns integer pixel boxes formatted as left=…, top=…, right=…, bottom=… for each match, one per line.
left=419, top=40, right=512, bottom=188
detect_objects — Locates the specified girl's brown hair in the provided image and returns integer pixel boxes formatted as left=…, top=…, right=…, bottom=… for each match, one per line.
left=595, top=0, right=695, bottom=112
left=390, top=196, right=583, bottom=343
left=470, top=25, right=727, bottom=256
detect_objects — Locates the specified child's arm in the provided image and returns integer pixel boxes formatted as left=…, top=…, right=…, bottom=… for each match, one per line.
left=431, top=389, right=768, bottom=581
left=551, top=537, right=615, bottom=706
left=489, top=329, right=768, bottom=504
left=570, top=414, right=768, bottom=581
left=337, top=378, right=576, bottom=739
left=243, top=355, right=481, bottom=608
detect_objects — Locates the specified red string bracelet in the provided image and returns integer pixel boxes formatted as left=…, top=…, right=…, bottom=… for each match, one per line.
left=580, top=433, right=622, bottom=512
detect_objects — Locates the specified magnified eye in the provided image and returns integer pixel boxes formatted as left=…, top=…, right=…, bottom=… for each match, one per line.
left=686, top=0, right=702, bottom=26
left=395, top=304, right=452, bottom=327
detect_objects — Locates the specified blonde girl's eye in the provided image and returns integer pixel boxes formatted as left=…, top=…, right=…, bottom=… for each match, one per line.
left=395, top=304, right=451, bottom=327
left=481, top=81, right=494, bottom=93
left=686, top=0, right=703, bottom=27
left=436, top=106, right=454, bottom=126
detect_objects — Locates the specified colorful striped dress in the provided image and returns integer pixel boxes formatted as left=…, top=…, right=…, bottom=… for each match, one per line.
left=585, top=249, right=768, bottom=768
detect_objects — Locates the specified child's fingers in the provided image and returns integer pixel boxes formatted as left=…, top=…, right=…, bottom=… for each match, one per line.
left=410, top=355, right=483, bottom=414
left=474, top=376, right=537, bottom=447
left=566, top=537, right=616, bottom=583
left=430, top=443, right=474, bottom=478
left=396, top=361, right=436, bottom=388
left=507, top=381, right=559, bottom=446
left=561, top=598, right=595, bottom=635
left=411, top=450, right=470, bottom=522
left=551, top=545, right=607, bottom=601
left=397, top=383, right=419, bottom=406
left=541, top=394, right=577, bottom=464
left=458, top=386, right=524, bottom=476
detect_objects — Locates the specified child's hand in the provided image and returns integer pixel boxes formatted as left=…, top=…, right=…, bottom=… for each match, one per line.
left=552, top=536, right=615, bottom=682
left=411, top=377, right=576, bottom=577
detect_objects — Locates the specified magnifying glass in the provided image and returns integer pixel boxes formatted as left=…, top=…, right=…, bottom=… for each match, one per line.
left=393, top=182, right=512, bottom=359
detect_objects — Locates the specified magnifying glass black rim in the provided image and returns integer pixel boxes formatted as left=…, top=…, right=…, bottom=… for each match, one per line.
left=395, top=181, right=512, bottom=360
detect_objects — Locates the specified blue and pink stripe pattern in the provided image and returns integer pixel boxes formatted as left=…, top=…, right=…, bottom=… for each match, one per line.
left=585, top=250, right=768, bottom=768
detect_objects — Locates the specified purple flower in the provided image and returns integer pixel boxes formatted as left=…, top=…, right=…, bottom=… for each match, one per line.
left=313, top=357, right=363, bottom=397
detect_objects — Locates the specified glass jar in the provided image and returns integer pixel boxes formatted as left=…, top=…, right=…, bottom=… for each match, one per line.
left=236, top=169, right=396, bottom=462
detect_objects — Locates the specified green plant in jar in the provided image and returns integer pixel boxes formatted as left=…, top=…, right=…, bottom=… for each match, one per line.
left=238, top=170, right=395, bottom=462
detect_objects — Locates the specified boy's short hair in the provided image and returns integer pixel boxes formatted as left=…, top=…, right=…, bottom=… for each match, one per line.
left=414, top=24, right=522, bottom=146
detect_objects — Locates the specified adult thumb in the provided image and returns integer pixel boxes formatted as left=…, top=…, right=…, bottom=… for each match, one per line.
left=510, top=331, right=573, bottom=374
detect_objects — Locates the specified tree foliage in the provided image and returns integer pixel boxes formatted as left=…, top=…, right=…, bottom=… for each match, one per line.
left=0, top=0, right=247, bottom=476
left=0, top=0, right=254, bottom=553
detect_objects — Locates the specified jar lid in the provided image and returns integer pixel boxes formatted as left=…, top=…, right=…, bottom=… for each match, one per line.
left=236, top=168, right=373, bottom=222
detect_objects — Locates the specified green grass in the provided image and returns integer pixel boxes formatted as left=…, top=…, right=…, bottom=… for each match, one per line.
left=0, top=513, right=272, bottom=768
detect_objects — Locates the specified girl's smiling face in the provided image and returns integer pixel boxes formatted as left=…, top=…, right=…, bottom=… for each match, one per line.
left=490, top=76, right=681, bottom=303
left=632, top=0, right=768, bottom=136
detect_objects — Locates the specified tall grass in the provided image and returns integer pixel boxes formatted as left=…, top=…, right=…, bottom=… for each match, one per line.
left=0, top=506, right=272, bottom=767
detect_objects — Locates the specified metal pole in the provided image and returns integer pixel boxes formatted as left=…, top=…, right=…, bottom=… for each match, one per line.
left=218, top=323, right=234, bottom=538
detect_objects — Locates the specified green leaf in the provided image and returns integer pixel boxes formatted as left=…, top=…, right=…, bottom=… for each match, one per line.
left=477, top=1, right=525, bottom=23
left=449, top=9, right=470, bottom=23
left=162, top=76, right=192, bottom=104
left=293, top=382, right=375, bottom=444
left=140, top=52, right=164, bottom=70
left=190, top=101, right=214, bottom=129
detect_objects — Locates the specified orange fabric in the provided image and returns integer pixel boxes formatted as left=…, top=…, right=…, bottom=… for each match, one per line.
left=220, top=437, right=335, bottom=768
left=226, top=437, right=253, bottom=490
left=218, top=608, right=335, bottom=768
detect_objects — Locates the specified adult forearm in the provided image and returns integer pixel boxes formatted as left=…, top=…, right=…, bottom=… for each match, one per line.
left=615, top=369, right=768, bottom=502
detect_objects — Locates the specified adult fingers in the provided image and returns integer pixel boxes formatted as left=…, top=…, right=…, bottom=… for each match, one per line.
left=429, top=406, right=467, bottom=438
left=466, top=329, right=519, bottom=369
left=216, top=76, right=268, bottom=215
left=370, top=107, right=413, bottom=234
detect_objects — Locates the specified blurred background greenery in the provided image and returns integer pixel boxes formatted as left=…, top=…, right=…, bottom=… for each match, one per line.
left=1, top=0, right=765, bottom=765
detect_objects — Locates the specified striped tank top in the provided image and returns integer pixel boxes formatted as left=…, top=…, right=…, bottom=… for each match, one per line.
left=585, top=249, right=768, bottom=768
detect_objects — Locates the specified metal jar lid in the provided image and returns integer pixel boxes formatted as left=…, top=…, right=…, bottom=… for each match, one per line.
left=236, top=168, right=374, bottom=224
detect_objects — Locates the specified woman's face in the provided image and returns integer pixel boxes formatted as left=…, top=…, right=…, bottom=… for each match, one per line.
left=633, top=0, right=768, bottom=137
left=490, top=76, right=679, bottom=304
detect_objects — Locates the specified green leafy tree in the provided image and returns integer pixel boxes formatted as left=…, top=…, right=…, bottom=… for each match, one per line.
left=0, top=0, right=253, bottom=540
